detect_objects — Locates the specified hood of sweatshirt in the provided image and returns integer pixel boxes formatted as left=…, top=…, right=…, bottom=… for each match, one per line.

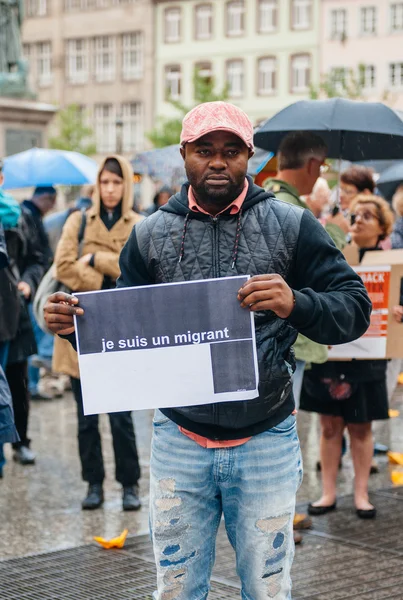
left=89, top=154, right=134, bottom=218
left=160, top=176, right=274, bottom=218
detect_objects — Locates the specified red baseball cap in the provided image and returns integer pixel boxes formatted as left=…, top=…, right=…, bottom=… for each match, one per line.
left=180, top=101, right=254, bottom=150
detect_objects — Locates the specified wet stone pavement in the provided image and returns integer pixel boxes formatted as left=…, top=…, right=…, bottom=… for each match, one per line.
left=1, top=386, right=403, bottom=599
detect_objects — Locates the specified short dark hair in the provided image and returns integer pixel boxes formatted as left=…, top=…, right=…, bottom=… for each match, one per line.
left=100, top=158, right=123, bottom=179
left=340, top=166, right=375, bottom=193
left=277, top=132, right=327, bottom=170
left=0, top=159, right=3, bottom=173
left=33, top=185, right=56, bottom=197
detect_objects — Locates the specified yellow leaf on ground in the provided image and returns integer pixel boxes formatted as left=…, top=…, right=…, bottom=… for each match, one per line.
left=388, top=452, right=403, bottom=466
left=94, top=529, right=129, bottom=549
left=389, top=409, right=400, bottom=418
left=391, top=471, right=403, bottom=486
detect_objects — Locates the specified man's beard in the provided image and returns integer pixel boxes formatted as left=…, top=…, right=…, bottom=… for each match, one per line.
left=191, top=176, right=245, bottom=208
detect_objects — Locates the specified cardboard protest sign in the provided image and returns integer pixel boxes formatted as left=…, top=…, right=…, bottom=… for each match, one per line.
left=74, top=276, right=259, bottom=415
left=329, top=249, right=403, bottom=359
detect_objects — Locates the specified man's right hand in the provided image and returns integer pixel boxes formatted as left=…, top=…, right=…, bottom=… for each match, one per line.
left=44, top=292, right=84, bottom=336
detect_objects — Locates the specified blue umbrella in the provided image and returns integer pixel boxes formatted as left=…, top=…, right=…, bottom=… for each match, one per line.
left=2, top=148, right=98, bottom=189
left=254, top=98, right=403, bottom=161
left=132, top=145, right=273, bottom=183
left=377, top=162, right=403, bottom=201
left=132, top=145, right=185, bottom=185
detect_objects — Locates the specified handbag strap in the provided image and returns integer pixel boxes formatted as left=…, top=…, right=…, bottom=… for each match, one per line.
left=77, top=210, right=87, bottom=258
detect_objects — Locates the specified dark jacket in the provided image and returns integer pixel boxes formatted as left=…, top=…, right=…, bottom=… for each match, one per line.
left=0, top=223, right=19, bottom=444
left=21, top=200, right=53, bottom=271
left=115, top=177, right=371, bottom=440
left=2, top=200, right=51, bottom=363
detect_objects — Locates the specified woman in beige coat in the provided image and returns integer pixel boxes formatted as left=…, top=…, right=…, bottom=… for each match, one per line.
left=53, top=155, right=143, bottom=511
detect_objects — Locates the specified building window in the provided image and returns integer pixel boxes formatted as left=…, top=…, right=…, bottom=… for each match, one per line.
left=64, top=0, right=112, bottom=9
left=122, top=102, right=143, bottom=152
left=165, top=65, right=181, bottom=100
left=226, top=59, right=244, bottom=97
left=359, top=64, right=376, bottom=89
left=164, top=7, right=181, bottom=43
left=226, top=1, right=245, bottom=36
left=195, top=61, right=213, bottom=83
left=360, top=7, right=376, bottom=35
left=258, top=0, right=277, bottom=33
left=37, top=42, right=52, bottom=87
left=258, top=57, right=276, bottom=95
left=93, top=36, right=115, bottom=82
left=389, top=62, right=403, bottom=87
left=195, top=4, right=213, bottom=40
left=391, top=3, right=403, bottom=31
left=26, top=0, right=48, bottom=17
left=94, top=104, right=115, bottom=152
left=66, top=39, right=88, bottom=84
left=122, top=32, right=143, bottom=80
left=290, top=54, right=311, bottom=92
left=330, top=9, right=347, bottom=39
left=291, top=0, right=312, bottom=30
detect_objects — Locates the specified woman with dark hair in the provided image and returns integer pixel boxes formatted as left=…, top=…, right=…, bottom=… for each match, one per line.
left=302, top=194, right=395, bottom=520
left=339, top=166, right=375, bottom=212
left=52, top=155, right=143, bottom=511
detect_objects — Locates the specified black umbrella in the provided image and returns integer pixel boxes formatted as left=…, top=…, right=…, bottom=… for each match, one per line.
left=254, top=98, right=403, bottom=161
left=377, top=162, right=403, bottom=200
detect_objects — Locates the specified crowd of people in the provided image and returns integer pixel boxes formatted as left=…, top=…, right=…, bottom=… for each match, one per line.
left=1, top=100, right=403, bottom=598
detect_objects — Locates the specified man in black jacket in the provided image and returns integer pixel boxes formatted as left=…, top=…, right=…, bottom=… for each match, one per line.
left=44, top=102, right=371, bottom=600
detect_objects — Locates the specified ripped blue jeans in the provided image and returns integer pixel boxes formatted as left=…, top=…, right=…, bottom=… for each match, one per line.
left=150, top=410, right=303, bottom=600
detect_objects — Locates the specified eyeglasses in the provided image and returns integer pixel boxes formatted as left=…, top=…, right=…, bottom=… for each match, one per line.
left=340, top=186, right=357, bottom=197
left=350, top=211, right=379, bottom=224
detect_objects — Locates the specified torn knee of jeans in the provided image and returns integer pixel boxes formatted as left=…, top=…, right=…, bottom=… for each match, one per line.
left=155, top=497, right=182, bottom=512
left=256, top=514, right=290, bottom=534
left=163, top=566, right=186, bottom=586
left=159, top=478, right=176, bottom=494
left=161, top=586, right=183, bottom=600
left=160, top=550, right=196, bottom=568
left=256, top=513, right=291, bottom=597
left=264, top=569, right=284, bottom=598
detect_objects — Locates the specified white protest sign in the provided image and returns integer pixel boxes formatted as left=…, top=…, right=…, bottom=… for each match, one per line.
left=74, top=276, right=259, bottom=415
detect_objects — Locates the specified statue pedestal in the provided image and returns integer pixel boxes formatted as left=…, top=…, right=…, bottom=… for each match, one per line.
left=0, top=97, right=56, bottom=157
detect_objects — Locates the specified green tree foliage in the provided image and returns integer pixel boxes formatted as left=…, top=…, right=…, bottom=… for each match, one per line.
left=147, top=68, right=229, bottom=148
left=310, top=65, right=365, bottom=100
left=49, top=104, right=96, bottom=155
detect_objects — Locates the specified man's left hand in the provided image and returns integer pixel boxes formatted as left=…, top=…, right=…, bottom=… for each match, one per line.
left=18, top=281, right=31, bottom=300
left=238, top=274, right=295, bottom=318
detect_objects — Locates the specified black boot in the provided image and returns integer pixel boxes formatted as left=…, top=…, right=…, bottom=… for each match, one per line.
left=122, top=484, right=141, bottom=511
left=82, top=484, right=104, bottom=510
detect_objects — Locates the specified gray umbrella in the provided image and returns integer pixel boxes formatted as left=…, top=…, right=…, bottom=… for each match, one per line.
left=377, top=162, right=403, bottom=200
left=254, top=98, right=403, bottom=161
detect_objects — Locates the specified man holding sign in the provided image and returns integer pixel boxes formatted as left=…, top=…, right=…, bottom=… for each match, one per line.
left=44, top=102, right=371, bottom=600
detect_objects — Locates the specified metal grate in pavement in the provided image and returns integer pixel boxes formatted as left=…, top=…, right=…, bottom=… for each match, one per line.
left=0, top=544, right=238, bottom=600
left=2, top=488, right=403, bottom=600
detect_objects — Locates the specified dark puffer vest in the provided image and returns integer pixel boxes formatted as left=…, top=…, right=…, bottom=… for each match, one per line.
left=117, top=177, right=371, bottom=439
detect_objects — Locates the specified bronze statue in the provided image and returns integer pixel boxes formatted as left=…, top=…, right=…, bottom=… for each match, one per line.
left=0, top=0, right=33, bottom=98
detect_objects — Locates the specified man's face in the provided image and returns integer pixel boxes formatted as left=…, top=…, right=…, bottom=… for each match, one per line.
left=40, top=193, right=57, bottom=215
left=181, top=131, right=252, bottom=210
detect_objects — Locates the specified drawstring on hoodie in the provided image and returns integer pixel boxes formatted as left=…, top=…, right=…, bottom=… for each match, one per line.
left=231, top=209, right=242, bottom=269
left=178, top=212, right=190, bottom=264
left=178, top=209, right=243, bottom=270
